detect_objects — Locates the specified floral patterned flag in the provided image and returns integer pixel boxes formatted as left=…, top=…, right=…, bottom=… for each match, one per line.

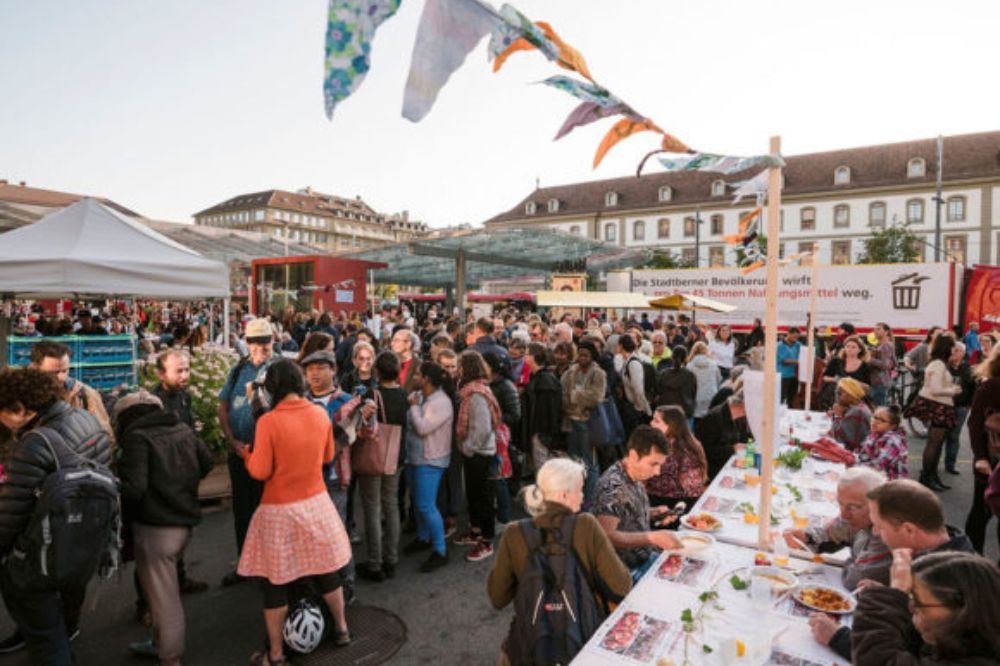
left=657, top=152, right=784, bottom=174
left=730, top=169, right=771, bottom=205
left=539, top=75, right=623, bottom=108
left=488, top=4, right=592, bottom=79
left=324, top=0, right=402, bottom=119
left=402, top=0, right=500, bottom=121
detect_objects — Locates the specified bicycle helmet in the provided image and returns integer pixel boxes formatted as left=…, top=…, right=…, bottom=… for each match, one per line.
left=283, top=598, right=326, bottom=654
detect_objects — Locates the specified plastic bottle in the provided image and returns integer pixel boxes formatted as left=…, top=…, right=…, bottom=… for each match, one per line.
left=744, top=437, right=756, bottom=469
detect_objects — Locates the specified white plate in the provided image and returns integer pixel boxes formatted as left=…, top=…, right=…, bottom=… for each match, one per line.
left=681, top=513, right=724, bottom=532
left=675, top=531, right=716, bottom=552
left=793, top=585, right=857, bottom=615
left=750, top=567, right=798, bottom=591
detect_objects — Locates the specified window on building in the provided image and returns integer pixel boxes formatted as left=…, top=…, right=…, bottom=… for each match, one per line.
left=710, top=214, right=724, bottom=235
left=633, top=220, right=646, bottom=241
left=947, top=196, right=966, bottom=222
left=834, top=204, right=850, bottom=228
left=569, top=225, right=581, bottom=235
left=907, top=158, right=926, bottom=178
left=798, top=241, right=816, bottom=265
left=605, top=191, right=619, bottom=207
left=711, top=180, right=725, bottom=197
left=778, top=243, right=785, bottom=259
left=657, top=218, right=670, bottom=239
left=834, top=166, right=851, bottom=185
left=604, top=223, right=616, bottom=242
left=255, top=210, right=265, bottom=222
left=708, top=246, right=725, bottom=267
left=869, top=201, right=886, bottom=228
left=681, top=247, right=696, bottom=265
left=683, top=216, right=697, bottom=237
left=800, top=207, right=816, bottom=231
left=906, top=198, right=924, bottom=224
left=945, top=235, right=966, bottom=264
left=548, top=198, right=560, bottom=213
left=780, top=209, right=785, bottom=232
left=524, top=201, right=536, bottom=215
left=832, top=240, right=852, bottom=265
left=658, top=186, right=672, bottom=202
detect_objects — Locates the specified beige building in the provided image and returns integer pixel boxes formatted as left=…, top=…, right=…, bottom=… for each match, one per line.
left=193, top=187, right=428, bottom=253
left=485, top=130, right=1000, bottom=267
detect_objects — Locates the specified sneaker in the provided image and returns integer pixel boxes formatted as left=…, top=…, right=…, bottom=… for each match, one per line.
left=465, top=539, right=494, bottom=562
left=179, top=577, right=209, bottom=595
left=382, top=562, right=396, bottom=579
left=333, top=630, right=352, bottom=647
left=443, top=518, right=457, bottom=539
left=128, top=639, right=159, bottom=659
left=452, top=532, right=480, bottom=547
left=221, top=570, right=248, bottom=587
left=356, top=566, right=385, bottom=583
left=403, top=538, right=432, bottom=555
left=419, top=550, right=449, bottom=573
left=0, top=630, right=25, bottom=654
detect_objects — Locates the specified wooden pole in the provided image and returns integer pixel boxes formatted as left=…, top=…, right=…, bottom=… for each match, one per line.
left=803, top=245, right=819, bottom=412
left=758, top=136, right=783, bottom=549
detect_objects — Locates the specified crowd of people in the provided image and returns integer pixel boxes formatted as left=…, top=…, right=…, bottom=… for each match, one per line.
left=0, top=302, right=999, bottom=665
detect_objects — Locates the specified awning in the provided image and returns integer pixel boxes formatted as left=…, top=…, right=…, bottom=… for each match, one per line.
left=536, top=290, right=652, bottom=309
left=649, top=293, right=738, bottom=313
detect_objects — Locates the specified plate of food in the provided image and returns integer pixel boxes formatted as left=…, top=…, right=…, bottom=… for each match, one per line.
left=750, top=567, right=798, bottom=592
left=676, top=531, right=716, bottom=552
left=793, top=585, right=856, bottom=614
left=681, top=512, right=723, bottom=532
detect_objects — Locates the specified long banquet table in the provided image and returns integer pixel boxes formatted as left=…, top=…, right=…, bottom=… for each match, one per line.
left=573, top=410, right=855, bottom=665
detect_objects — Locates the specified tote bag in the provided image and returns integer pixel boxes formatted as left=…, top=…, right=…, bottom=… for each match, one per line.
left=588, top=399, right=624, bottom=450
left=351, top=390, right=402, bottom=476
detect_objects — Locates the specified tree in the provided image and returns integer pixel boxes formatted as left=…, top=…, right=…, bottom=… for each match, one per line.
left=857, top=220, right=920, bottom=264
left=640, top=249, right=693, bottom=269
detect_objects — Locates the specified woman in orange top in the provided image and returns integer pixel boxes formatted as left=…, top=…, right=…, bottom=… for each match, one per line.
left=238, top=359, right=352, bottom=665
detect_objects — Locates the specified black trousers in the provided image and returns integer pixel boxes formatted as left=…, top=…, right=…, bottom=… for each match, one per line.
left=463, top=454, right=495, bottom=540
left=965, top=468, right=1000, bottom=556
left=227, top=453, right=263, bottom=554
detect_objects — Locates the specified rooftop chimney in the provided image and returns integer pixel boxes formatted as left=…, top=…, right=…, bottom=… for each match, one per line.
left=19, top=181, right=26, bottom=187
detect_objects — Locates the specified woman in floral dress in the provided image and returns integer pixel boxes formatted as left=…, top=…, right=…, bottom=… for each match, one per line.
left=855, top=406, right=909, bottom=480
left=645, top=405, right=708, bottom=510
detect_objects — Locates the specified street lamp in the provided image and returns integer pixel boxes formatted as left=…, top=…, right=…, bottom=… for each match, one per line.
left=694, top=207, right=703, bottom=268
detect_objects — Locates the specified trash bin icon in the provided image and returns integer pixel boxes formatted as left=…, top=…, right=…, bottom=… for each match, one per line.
left=891, top=273, right=930, bottom=311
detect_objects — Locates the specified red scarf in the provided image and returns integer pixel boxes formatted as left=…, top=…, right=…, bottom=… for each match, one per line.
left=456, top=379, right=501, bottom=441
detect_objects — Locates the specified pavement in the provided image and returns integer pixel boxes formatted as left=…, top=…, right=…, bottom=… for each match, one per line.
left=0, top=427, right=995, bottom=666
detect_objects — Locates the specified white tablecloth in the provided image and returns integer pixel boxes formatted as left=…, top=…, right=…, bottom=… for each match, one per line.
left=572, top=541, right=852, bottom=666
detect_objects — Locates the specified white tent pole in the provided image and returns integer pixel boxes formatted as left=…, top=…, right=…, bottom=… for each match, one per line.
left=223, top=297, right=231, bottom=350
left=804, top=245, right=819, bottom=412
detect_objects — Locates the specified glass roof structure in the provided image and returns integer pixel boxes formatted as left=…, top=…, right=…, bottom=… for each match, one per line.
left=344, top=228, right=649, bottom=288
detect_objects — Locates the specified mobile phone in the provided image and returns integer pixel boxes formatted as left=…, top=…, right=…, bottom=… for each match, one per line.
left=353, top=385, right=368, bottom=398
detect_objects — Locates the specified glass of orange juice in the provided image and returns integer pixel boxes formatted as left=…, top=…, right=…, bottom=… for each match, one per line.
left=744, top=470, right=760, bottom=486
left=791, top=509, right=809, bottom=530
left=773, top=537, right=790, bottom=567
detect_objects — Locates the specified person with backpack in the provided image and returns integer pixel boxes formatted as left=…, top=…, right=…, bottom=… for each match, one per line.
left=488, top=458, right=631, bottom=666
left=29, top=339, right=114, bottom=446
left=114, top=390, right=214, bottom=666
left=655, top=346, right=697, bottom=420
left=616, top=334, right=653, bottom=439
left=0, top=366, right=116, bottom=664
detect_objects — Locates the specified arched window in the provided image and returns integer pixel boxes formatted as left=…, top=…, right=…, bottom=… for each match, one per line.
left=658, top=186, right=672, bottom=202
left=906, top=198, right=924, bottom=224
left=834, top=166, right=851, bottom=185
left=869, top=201, right=886, bottom=228
left=711, top=180, right=725, bottom=197
left=657, top=218, right=670, bottom=239
left=633, top=220, right=646, bottom=241
left=710, top=214, right=724, bottom=235
left=547, top=198, right=560, bottom=213
left=946, top=196, right=966, bottom=222
left=525, top=201, right=536, bottom=215
left=605, top=191, right=619, bottom=207
left=604, top=223, right=616, bottom=242
left=833, top=204, right=850, bottom=228
left=907, top=158, right=926, bottom=178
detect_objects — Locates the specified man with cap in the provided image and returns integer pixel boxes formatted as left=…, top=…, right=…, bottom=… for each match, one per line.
left=75, top=308, right=108, bottom=336
left=217, top=318, right=276, bottom=587
left=301, top=349, right=360, bottom=602
left=114, top=390, right=214, bottom=664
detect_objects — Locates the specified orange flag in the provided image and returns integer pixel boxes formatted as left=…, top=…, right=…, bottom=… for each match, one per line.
left=594, top=118, right=662, bottom=168
left=492, top=37, right=534, bottom=73
left=659, top=132, right=691, bottom=154
left=536, top=22, right=593, bottom=81
left=740, top=261, right=766, bottom=275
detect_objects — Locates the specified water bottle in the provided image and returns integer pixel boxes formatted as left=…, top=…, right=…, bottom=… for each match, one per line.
left=744, top=438, right=756, bottom=469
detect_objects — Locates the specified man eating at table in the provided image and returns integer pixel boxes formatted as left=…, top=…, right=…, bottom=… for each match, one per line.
left=804, top=479, right=975, bottom=661
left=783, top=466, right=891, bottom=591
left=593, top=426, right=682, bottom=582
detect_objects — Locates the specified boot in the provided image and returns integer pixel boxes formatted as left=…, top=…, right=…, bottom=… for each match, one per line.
left=919, top=470, right=947, bottom=492
left=930, top=471, right=951, bottom=490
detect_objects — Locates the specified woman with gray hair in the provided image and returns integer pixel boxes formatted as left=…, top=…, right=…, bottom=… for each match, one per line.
left=487, top=459, right=631, bottom=666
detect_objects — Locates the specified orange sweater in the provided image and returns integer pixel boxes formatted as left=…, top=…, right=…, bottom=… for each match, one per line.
left=243, top=398, right=334, bottom=505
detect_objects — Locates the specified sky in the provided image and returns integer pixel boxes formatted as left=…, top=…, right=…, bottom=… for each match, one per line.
left=2, top=0, right=999, bottom=228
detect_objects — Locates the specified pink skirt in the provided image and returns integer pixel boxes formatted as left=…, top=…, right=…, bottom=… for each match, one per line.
left=238, top=491, right=352, bottom=585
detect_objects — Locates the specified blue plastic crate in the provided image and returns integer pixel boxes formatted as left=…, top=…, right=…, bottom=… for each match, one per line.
left=6, top=336, right=80, bottom=367
left=78, top=335, right=136, bottom=365
left=79, top=365, right=136, bottom=392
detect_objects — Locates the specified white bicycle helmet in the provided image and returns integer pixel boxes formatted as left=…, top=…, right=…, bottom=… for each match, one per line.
left=283, top=598, right=326, bottom=654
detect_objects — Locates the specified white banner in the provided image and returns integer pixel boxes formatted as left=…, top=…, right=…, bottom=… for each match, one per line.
left=608, top=262, right=955, bottom=332
left=743, top=370, right=781, bottom=450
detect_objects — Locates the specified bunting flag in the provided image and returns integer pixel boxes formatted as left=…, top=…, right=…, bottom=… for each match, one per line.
left=402, top=0, right=500, bottom=121
left=488, top=5, right=592, bottom=79
left=539, top=75, right=624, bottom=108
left=723, top=207, right=762, bottom=245
left=657, top=152, right=785, bottom=174
left=554, top=101, right=630, bottom=140
left=593, top=117, right=663, bottom=168
left=324, top=0, right=402, bottom=119
left=730, top=169, right=771, bottom=205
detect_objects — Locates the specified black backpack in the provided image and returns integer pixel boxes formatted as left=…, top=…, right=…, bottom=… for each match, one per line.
left=624, top=356, right=658, bottom=406
left=7, top=428, right=121, bottom=588
left=505, top=515, right=607, bottom=666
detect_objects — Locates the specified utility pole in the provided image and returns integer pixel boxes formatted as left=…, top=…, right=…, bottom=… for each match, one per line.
left=933, top=135, right=944, bottom=262
left=694, top=207, right=702, bottom=267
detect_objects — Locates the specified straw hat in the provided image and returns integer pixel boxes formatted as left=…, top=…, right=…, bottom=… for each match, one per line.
left=837, top=377, right=867, bottom=402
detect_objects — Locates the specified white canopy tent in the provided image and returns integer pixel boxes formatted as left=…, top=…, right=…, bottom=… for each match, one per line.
left=0, top=198, right=228, bottom=299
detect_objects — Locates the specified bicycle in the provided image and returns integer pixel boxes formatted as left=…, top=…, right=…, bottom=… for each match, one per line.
left=889, top=368, right=927, bottom=438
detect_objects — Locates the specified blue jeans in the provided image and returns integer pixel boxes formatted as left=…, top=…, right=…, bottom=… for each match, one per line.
left=630, top=553, right=658, bottom=584
left=408, top=465, right=447, bottom=556
left=567, top=420, right=598, bottom=509
left=869, top=383, right=888, bottom=407
left=945, top=407, right=969, bottom=471
left=494, top=478, right=512, bottom=524
left=0, top=565, right=73, bottom=665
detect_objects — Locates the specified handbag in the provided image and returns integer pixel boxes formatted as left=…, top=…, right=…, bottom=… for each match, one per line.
left=350, top=390, right=402, bottom=476
left=589, top=399, right=624, bottom=450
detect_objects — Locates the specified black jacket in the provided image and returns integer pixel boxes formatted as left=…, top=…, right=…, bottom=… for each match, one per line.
left=117, top=410, right=214, bottom=528
left=0, top=401, right=112, bottom=553
left=521, top=367, right=562, bottom=447
left=693, top=401, right=747, bottom=479
left=472, top=336, right=512, bottom=379
left=489, top=376, right=522, bottom=432
left=655, top=367, right=697, bottom=417
left=153, top=385, right=194, bottom=428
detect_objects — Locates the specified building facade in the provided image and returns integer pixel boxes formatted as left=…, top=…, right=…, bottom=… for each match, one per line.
left=193, top=187, right=428, bottom=253
left=484, top=131, right=1000, bottom=268
left=0, top=180, right=140, bottom=233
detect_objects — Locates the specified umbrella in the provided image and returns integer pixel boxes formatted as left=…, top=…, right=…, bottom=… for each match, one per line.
left=648, top=293, right=737, bottom=313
